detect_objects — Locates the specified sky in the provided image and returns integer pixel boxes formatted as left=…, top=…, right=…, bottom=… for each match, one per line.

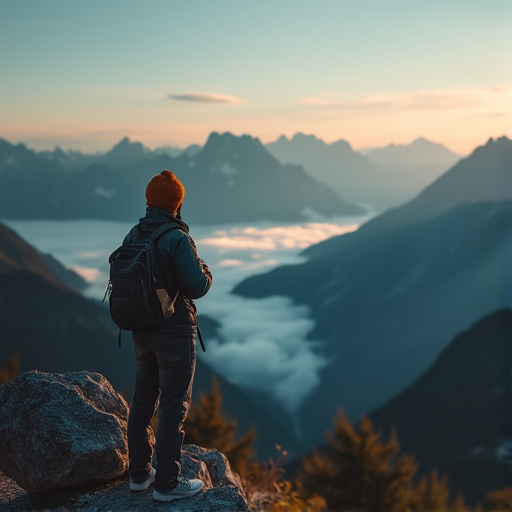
left=1, top=0, right=511, bottom=155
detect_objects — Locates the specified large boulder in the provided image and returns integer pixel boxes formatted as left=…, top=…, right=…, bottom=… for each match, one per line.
left=0, top=370, right=129, bottom=492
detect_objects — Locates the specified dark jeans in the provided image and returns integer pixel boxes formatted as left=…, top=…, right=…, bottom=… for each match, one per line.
left=127, top=332, right=196, bottom=493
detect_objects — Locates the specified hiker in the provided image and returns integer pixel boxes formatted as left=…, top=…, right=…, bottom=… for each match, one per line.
left=125, top=170, right=212, bottom=502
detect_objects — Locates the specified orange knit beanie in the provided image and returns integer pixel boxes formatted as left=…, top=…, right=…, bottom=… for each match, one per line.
left=145, top=170, right=185, bottom=213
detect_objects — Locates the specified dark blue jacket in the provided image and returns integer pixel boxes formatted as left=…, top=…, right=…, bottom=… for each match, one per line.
left=123, top=206, right=212, bottom=337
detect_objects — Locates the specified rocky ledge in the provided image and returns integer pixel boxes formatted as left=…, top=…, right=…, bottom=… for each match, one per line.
left=0, top=370, right=248, bottom=511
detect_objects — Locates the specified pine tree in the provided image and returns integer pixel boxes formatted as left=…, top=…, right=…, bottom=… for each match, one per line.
left=297, top=409, right=418, bottom=512
left=409, top=470, right=466, bottom=511
left=184, top=376, right=256, bottom=476
left=451, top=494, right=469, bottom=511
left=484, top=486, right=512, bottom=511
left=0, top=353, right=20, bottom=385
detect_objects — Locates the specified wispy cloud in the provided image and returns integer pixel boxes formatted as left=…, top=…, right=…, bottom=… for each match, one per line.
left=70, top=266, right=101, bottom=283
left=300, top=84, right=512, bottom=113
left=167, top=92, right=246, bottom=104
left=201, top=223, right=358, bottom=252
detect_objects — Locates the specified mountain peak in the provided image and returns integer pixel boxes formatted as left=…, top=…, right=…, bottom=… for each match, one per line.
left=330, top=138, right=353, bottom=151
left=365, top=137, right=461, bottom=173
left=408, top=137, right=456, bottom=152
left=102, top=137, right=147, bottom=164
left=409, top=137, right=431, bottom=147
left=52, top=147, right=67, bottom=158
left=110, top=136, right=141, bottom=151
left=288, top=132, right=353, bottom=151
left=361, top=136, right=512, bottom=234
left=485, top=135, right=511, bottom=147
left=289, top=133, right=329, bottom=148
left=470, top=135, right=512, bottom=153
left=204, top=131, right=265, bottom=153
left=291, top=132, right=321, bottom=142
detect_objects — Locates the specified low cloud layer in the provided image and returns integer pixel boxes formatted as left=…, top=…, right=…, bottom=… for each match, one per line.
left=70, top=266, right=101, bottom=282
left=168, top=92, right=246, bottom=104
left=193, top=219, right=364, bottom=414
left=200, top=223, right=359, bottom=252
left=4, top=216, right=367, bottom=415
left=199, top=295, right=330, bottom=414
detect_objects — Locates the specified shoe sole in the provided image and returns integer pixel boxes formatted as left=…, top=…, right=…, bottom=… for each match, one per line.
left=153, top=486, right=202, bottom=502
left=130, top=469, right=156, bottom=492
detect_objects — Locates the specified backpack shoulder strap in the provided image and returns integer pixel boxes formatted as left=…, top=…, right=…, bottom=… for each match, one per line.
left=148, top=223, right=182, bottom=243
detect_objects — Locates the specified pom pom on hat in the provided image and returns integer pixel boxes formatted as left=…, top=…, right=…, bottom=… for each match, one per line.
left=145, top=170, right=185, bottom=213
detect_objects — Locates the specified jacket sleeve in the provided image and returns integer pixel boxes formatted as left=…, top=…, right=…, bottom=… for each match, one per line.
left=171, top=233, right=212, bottom=299
left=122, top=226, right=137, bottom=245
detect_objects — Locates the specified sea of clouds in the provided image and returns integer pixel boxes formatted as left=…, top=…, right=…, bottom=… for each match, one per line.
left=4, top=213, right=372, bottom=413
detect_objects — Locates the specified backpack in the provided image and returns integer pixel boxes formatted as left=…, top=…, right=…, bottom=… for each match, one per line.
left=104, top=223, right=179, bottom=342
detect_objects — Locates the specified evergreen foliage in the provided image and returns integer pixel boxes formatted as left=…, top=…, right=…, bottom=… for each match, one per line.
left=484, top=486, right=512, bottom=511
left=0, top=353, right=20, bottom=385
left=409, top=470, right=466, bottom=511
left=245, top=446, right=327, bottom=512
left=184, top=376, right=256, bottom=476
left=297, top=409, right=418, bottom=512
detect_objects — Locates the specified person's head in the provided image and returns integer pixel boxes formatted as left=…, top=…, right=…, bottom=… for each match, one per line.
left=145, top=170, right=185, bottom=216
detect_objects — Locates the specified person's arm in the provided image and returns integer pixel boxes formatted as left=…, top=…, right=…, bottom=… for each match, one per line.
left=171, top=234, right=212, bottom=299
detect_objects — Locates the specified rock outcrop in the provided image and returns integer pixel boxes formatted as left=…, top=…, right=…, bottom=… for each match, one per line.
left=0, top=370, right=248, bottom=511
left=181, top=445, right=248, bottom=510
left=0, top=446, right=248, bottom=511
left=0, top=370, right=129, bottom=492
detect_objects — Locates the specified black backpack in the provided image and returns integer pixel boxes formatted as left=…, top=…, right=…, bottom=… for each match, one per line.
left=104, top=224, right=179, bottom=342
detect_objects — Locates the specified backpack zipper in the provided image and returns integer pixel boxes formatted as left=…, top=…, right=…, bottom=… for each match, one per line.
left=102, top=281, right=112, bottom=304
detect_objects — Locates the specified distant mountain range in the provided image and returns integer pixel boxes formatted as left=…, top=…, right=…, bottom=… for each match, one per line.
left=233, top=137, right=512, bottom=453
left=266, top=133, right=461, bottom=209
left=364, top=136, right=460, bottom=170
left=266, top=133, right=380, bottom=206
left=0, top=222, right=300, bottom=459
left=368, top=309, right=512, bottom=505
left=0, top=133, right=363, bottom=224
left=35, top=138, right=199, bottom=172
left=360, top=136, right=512, bottom=234
left=0, top=132, right=470, bottom=223
left=303, top=136, right=512, bottom=258
left=170, top=132, right=365, bottom=223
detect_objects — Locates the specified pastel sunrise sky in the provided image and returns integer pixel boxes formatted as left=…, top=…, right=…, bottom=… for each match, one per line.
left=1, top=0, right=510, bottom=154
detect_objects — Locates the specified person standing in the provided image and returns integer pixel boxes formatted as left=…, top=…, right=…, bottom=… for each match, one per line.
left=126, top=170, right=212, bottom=503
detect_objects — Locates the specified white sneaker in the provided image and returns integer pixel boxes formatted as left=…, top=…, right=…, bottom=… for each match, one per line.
left=153, top=476, right=203, bottom=502
left=129, top=466, right=156, bottom=491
